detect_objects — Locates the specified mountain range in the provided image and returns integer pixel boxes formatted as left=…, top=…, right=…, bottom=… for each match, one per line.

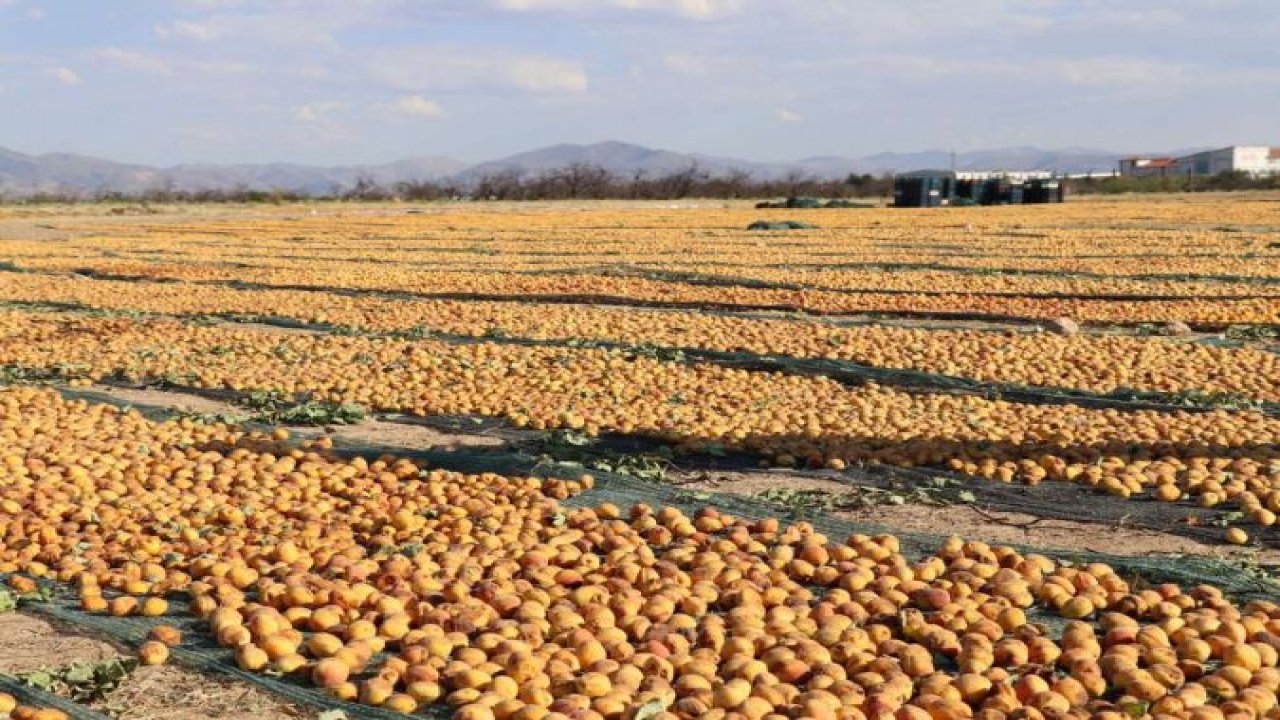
left=0, top=141, right=1133, bottom=196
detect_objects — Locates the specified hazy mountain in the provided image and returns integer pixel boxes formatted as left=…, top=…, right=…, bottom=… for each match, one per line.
left=847, top=147, right=1120, bottom=175
left=462, top=142, right=1123, bottom=181
left=0, top=140, right=1133, bottom=196
left=158, top=156, right=467, bottom=195
left=0, top=147, right=465, bottom=195
left=956, top=147, right=1120, bottom=174
left=794, top=155, right=867, bottom=178
left=457, top=141, right=789, bottom=181
left=0, top=148, right=162, bottom=193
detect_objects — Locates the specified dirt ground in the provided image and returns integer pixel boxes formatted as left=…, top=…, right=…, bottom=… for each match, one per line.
left=85, top=384, right=506, bottom=451
left=303, top=416, right=508, bottom=452
left=679, top=469, right=1280, bottom=563
left=87, top=386, right=242, bottom=417
left=97, top=665, right=308, bottom=720
left=0, top=613, right=307, bottom=719
left=0, top=613, right=121, bottom=675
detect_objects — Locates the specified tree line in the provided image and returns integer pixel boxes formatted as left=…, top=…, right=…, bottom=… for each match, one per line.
left=1071, top=171, right=1280, bottom=195
left=10, top=165, right=1278, bottom=204
left=2, top=163, right=895, bottom=204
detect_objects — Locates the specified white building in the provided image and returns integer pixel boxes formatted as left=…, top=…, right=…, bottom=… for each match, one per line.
left=1118, top=157, right=1176, bottom=178
left=1166, top=146, right=1280, bottom=177
left=1120, top=146, right=1280, bottom=177
left=955, top=170, right=1056, bottom=182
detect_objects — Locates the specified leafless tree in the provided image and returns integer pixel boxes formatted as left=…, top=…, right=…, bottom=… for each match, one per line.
left=704, top=168, right=754, bottom=198
left=344, top=174, right=390, bottom=201
left=395, top=179, right=454, bottom=201
left=652, top=162, right=709, bottom=199
left=780, top=169, right=815, bottom=197
left=473, top=169, right=525, bottom=200
left=548, top=163, right=615, bottom=199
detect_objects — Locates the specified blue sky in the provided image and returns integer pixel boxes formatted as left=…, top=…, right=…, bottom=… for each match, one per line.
left=1, top=0, right=1277, bottom=165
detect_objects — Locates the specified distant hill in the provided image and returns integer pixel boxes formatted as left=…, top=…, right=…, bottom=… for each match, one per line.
left=0, top=140, right=1133, bottom=196
left=461, top=142, right=1123, bottom=181
left=843, top=147, right=1123, bottom=175
left=0, top=147, right=163, bottom=194
left=456, top=141, right=790, bottom=181
left=0, top=148, right=465, bottom=195
left=156, top=156, right=468, bottom=195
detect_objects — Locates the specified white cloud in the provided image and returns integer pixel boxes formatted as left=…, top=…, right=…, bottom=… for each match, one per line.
left=155, top=13, right=337, bottom=48
left=94, top=48, right=174, bottom=76
left=496, top=0, right=743, bottom=19
left=45, top=66, right=81, bottom=86
left=509, top=57, right=588, bottom=93
left=614, top=0, right=743, bottom=20
left=87, top=47, right=252, bottom=79
left=368, top=48, right=588, bottom=94
left=294, top=101, right=346, bottom=123
left=495, top=0, right=571, bottom=8
left=178, top=0, right=245, bottom=8
left=870, top=55, right=966, bottom=80
left=193, top=60, right=255, bottom=75
left=1056, top=58, right=1185, bottom=87
left=394, top=95, right=447, bottom=119
left=155, top=19, right=226, bottom=41
left=775, top=108, right=802, bottom=124
left=662, top=53, right=707, bottom=75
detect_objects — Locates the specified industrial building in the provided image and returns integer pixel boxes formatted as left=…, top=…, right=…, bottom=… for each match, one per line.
left=1118, top=157, right=1176, bottom=178
left=1120, top=146, right=1280, bottom=177
left=893, top=170, right=1065, bottom=208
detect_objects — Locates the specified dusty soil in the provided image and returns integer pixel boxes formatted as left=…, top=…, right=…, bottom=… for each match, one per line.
left=83, top=384, right=506, bottom=451
left=0, top=218, right=78, bottom=243
left=850, top=504, right=1274, bottom=560
left=291, top=416, right=508, bottom=452
left=96, top=665, right=308, bottom=720
left=87, top=385, right=243, bottom=416
left=0, top=613, right=121, bottom=674
left=0, top=613, right=307, bottom=719
left=679, top=469, right=1280, bottom=562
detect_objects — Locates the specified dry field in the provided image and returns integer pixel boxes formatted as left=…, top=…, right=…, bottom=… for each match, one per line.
left=0, top=193, right=1279, bottom=719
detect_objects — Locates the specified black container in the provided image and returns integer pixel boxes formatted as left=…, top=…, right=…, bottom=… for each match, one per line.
left=893, top=170, right=956, bottom=207
left=1023, top=179, right=1064, bottom=204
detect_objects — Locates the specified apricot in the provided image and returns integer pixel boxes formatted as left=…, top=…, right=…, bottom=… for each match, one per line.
left=235, top=644, right=270, bottom=671
left=137, top=640, right=170, bottom=666
left=312, top=658, right=350, bottom=688
left=109, top=596, right=139, bottom=616
left=148, top=625, right=182, bottom=647
left=383, top=693, right=418, bottom=714
left=140, top=597, right=169, bottom=617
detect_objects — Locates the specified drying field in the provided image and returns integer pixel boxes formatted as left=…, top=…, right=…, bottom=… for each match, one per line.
left=1, top=193, right=1280, bottom=719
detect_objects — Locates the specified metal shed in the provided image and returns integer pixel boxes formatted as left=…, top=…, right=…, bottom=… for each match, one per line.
left=1023, top=178, right=1065, bottom=204
left=892, top=170, right=956, bottom=208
